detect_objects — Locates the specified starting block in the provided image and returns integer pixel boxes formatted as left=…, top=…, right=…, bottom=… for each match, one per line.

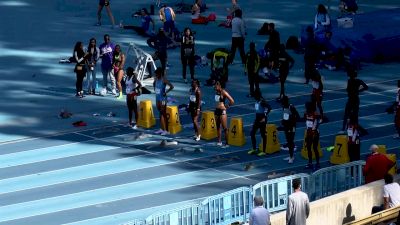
left=258, top=124, right=280, bottom=154
left=301, top=130, right=323, bottom=160
left=137, top=100, right=156, bottom=128
left=166, top=106, right=182, bottom=134
left=330, top=135, right=350, bottom=165
left=228, top=117, right=245, bottom=146
left=200, top=111, right=217, bottom=140
left=387, top=154, right=397, bottom=175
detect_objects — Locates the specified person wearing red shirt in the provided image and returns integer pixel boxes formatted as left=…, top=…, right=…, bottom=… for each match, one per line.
left=363, top=144, right=395, bottom=184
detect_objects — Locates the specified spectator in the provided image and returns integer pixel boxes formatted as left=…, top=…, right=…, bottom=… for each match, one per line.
left=339, top=0, right=358, bottom=14
left=85, top=38, right=100, bottom=95
left=245, top=42, right=261, bottom=98
left=249, top=196, right=271, bottom=225
left=314, top=4, right=331, bottom=35
left=264, top=23, right=280, bottom=71
left=229, top=9, right=246, bottom=65
left=277, top=44, right=294, bottom=101
left=181, top=27, right=195, bottom=82
left=303, top=26, right=318, bottom=84
left=99, top=34, right=116, bottom=95
left=153, top=28, right=173, bottom=73
left=191, top=0, right=209, bottom=24
left=371, top=173, right=400, bottom=214
left=159, top=4, right=176, bottom=37
left=121, top=8, right=155, bottom=37
left=363, top=144, right=395, bottom=184
left=346, top=112, right=360, bottom=162
left=286, top=178, right=310, bottom=225
left=73, top=41, right=88, bottom=98
left=96, top=0, right=116, bottom=28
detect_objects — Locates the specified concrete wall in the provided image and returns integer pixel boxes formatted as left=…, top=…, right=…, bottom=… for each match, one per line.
left=270, top=175, right=400, bottom=225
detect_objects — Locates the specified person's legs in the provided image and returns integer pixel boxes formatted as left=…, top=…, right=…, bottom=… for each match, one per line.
left=116, top=70, right=124, bottom=96
left=108, top=69, right=116, bottom=94
left=230, top=37, right=238, bottom=64
left=287, top=130, right=295, bottom=158
left=248, top=73, right=255, bottom=96
left=86, top=70, right=92, bottom=93
left=101, top=68, right=108, bottom=89
left=306, top=132, right=313, bottom=165
left=192, top=110, right=200, bottom=137
left=182, top=57, right=188, bottom=80
left=238, top=37, right=246, bottom=64
left=189, top=57, right=195, bottom=80
left=215, top=113, right=222, bottom=143
left=127, top=94, right=133, bottom=124
left=317, top=100, right=324, bottom=120
left=250, top=121, right=258, bottom=150
left=342, top=101, right=351, bottom=130
left=260, top=122, right=267, bottom=152
left=313, top=132, right=320, bottom=165
left=105, top=5, right=115, bottom=27
left=97, top=5, right=104, bottom=25
left=221, top=114, right=229, bottom=145
left=132, top=98, right=138, bottom=125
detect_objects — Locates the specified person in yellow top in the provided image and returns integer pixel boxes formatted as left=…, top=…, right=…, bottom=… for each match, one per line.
left=159, top=4, right=176, bottom=37
left=245, top=42, right=260, bottom=98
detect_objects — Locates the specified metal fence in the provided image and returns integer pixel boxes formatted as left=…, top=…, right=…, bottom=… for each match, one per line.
left=252, top=173, right=311, bottom=213
left=126, top=161, right=366, bottom=225
left=200, top=187, right=251, bottom=225
left=145, top=202, right=202, bottom=225
left=309, top=160, right=365, bottom=200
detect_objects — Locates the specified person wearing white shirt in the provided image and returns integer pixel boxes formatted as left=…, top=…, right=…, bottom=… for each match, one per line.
left=230, top=9, right=246, bottom=64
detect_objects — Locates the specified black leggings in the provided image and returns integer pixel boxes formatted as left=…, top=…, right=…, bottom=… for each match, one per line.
left=76, top=71, right=85, bottom=94
left=250, top=120, right=266, bottom=151
left=126, top=94, right=138, bottom=124
left=248, top=71, right=260, bottom=96
left=285, top=128, right=295, bottom=158
left=306, top=130, right=320, bottom=164
left=348, top=143, right=360, bottom=161
left=342, top=99, right=359, bottom=130
left=182, top=56, right=195, bottom=80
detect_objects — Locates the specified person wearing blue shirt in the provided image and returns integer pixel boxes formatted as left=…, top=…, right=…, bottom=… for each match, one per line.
left=153, top=68, right=174, bottom=136
left=120, top=8, right=155, bottom=37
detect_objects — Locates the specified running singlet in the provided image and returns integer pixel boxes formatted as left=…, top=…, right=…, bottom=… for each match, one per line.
left=125, top=77, right=137, bottom=95
left=305, top=113, right=316, bottom=130
left=347, top=124, right=359, bottom=144
left=189, top=88, right=197, bottom=103
left=214, top=92, right=225, bottom=103
left=155, top=78, right=166, bottom=102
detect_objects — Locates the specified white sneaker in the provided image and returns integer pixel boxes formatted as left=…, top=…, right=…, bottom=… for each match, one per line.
left=288, top=157, right=294, bottom=164
left=216, top=142, right=223, bottom=146
left=195, top=135, right=201, bottom=141
left=280, top=146, right=289, bottom=151
left=155, top=129, right=164, bottom=134
left=283, top=156, right=290, bottom=160
left=161, top=130, right=170, bottom=136
left=111, top=89, right=117, bottom=95
left=132, top=125, right=137, bottom=130
left=221, top=144, right=229, bottom=148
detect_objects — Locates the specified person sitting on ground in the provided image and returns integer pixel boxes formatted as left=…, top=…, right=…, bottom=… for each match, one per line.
left=219, top=0, right=241, bottom=28
left=191, top=0, right=209, bottom=24
left=314, top=4, right=331, bottom=35
left=363, top=144, right=395, bottom=184
left=205, top=48, right=231, bottom=86
left=159, top=4, right=176, bottom=37
left=371, top=173, right=400, bottom=214
left=120, top=8, right=155, bottom=37
left=339, top=0, right=358, bottom=14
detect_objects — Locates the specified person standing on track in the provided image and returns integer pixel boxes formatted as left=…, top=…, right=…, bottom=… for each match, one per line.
left=245, top=42, right=260, bottom=98
left=281, top=96, right=300, bottom=164
left=276, top=44, right=294, bottom=101
left=181, top=27, right=195, bottom=83
left=214, top=81, right=234, bottom=148
left=342, top=67, right=368, bottom=131
left=247, top=89, right=271, bottom=156
left=304, top=101, right=321, bottom=171
left=310, top=69, right=324, bottom=123
left=346, top=112, right=360, bottom=162
left=154, top=68, right=174, bottom=136
left=112, top=44, right=125, bottom=99
left=125, top=67, right=142, bottom=129
left=189, top=79, right=202, bottom=141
